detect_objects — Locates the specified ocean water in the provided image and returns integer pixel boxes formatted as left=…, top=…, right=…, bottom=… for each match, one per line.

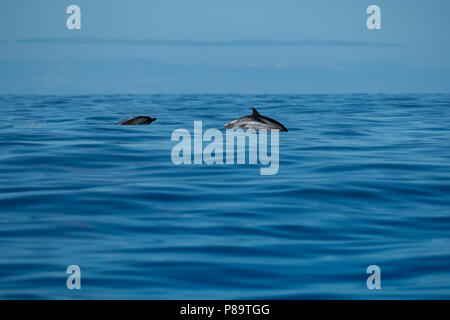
left=0, top=94, right=449, bottom=299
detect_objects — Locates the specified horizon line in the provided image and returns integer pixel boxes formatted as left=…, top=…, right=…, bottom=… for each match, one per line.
left=1, top=92, right=448, bottom=96
left=15, top=37, right=403, bottom=47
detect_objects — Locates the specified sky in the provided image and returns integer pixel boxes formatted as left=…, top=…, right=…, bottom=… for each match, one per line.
left=0, top=0, right=450, bottom=94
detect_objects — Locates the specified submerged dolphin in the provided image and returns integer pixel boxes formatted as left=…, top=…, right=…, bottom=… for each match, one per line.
left=223, top=107, right=288, bottom=132
left=118, top=116, right=157, bottom=125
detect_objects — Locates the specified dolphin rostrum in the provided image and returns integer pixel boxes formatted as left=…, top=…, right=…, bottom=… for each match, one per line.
left=223, top=107, right=288, bottom=132
left=118, top=116, right=157, bottom=125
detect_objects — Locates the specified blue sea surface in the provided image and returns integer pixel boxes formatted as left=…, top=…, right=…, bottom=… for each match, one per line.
left=0, top=94, right=449, bottom=299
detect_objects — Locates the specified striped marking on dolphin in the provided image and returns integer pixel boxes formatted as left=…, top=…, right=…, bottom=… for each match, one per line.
left=223, top=107, right=288, bottom=132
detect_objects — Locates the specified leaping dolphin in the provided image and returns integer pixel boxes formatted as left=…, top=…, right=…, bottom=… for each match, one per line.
left=118, top=116, right=157, bottom=125
left=223, top=107, right=288, bottom=132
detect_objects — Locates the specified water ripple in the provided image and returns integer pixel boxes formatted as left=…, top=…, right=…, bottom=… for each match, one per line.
left=0, top=94, right=449, bottom=299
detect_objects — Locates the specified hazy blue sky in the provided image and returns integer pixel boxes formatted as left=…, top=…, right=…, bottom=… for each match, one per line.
left=1, top=0, right=449, bottom=94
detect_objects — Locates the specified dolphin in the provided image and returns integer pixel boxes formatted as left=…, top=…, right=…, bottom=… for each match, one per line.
left=223, top=107, right=288, bottom=132
left=118, top=116, right=157, bottom=125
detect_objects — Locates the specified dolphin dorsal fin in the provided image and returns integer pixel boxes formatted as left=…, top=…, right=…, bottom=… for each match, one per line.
left=251, top=107, right=261, bottom=117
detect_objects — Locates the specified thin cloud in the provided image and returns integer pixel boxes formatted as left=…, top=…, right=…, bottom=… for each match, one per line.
left=17, top=38, right=402, bottom=47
